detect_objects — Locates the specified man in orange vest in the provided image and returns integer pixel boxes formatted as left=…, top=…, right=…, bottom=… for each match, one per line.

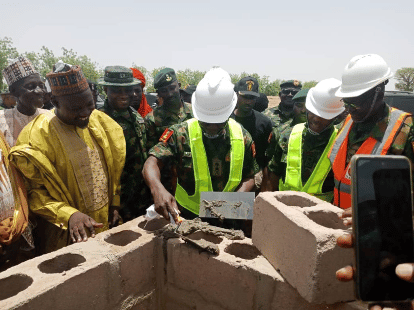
left=328, top=54, right=414, bottom=210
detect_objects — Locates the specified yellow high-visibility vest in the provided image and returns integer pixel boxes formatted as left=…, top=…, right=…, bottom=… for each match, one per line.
left=175, top=118, right=244, bottom=215
left=279, top=123, right=337, bottom=202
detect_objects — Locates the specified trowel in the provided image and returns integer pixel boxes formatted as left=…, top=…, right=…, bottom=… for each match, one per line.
left=198, top=192, right=255, bottom=220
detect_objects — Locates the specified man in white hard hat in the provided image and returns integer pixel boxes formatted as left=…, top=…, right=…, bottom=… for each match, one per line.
left=142, top=68, right=259, bottom=222
left=262, top=78, right=345, bottom=203
left=328, top=54, right=414, bottom=210
left=334, top=55, right=414, bottom=310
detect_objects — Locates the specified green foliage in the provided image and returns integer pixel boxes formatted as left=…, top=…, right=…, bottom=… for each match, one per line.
left=0, top=36, right=345, bottom=97
left=144, top=67, right=166, bottom=93
left=0, top=37, right=19, bottom=91
left=395, top=68, right=414, bottom=92
left=303, top=80, right=318, bottom=89
left=176, top=69, right=205, bottom=88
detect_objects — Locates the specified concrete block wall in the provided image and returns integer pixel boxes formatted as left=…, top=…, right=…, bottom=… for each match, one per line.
left=0, top=199, right=364, bottom=310
left=252, top=191, right=355, bottom=304
left=0, top=217, right=161, bottom=310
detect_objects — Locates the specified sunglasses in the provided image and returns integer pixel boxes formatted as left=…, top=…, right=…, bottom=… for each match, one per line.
left=341, top=99, right=365, bottom=110
left=281, top=89, right=299, bottom=96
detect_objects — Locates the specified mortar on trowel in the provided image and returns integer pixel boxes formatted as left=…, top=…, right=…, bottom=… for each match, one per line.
left=145, top=193, right=250, bottom=254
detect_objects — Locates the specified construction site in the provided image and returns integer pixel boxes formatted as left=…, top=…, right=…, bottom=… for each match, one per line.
left=0, top=192, right=367, bottom=310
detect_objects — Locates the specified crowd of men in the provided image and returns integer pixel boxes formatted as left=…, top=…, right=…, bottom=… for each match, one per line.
left=0, top=54, right=413, bottom=309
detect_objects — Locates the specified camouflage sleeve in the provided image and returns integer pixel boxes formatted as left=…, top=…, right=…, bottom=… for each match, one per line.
left=148, top=130, right=177, bottom=161
left=148, top=123, right=188, bottom=164
left=267, top=137, right=286, bottom=180
left=241, top=128, right=260, bottom=179
left=265, top=127, right=280, bottom=159
left=144, top=114, right=158, bottom=151
left=401, top=116, right=414, bottom=166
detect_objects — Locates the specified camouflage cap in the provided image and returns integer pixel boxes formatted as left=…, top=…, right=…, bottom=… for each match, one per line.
left=280, top=80, right=302, bottom=90
left=154, top=68, right=177, bottom=89
left=292, top=88, right=309, bottom=102
left=98, top=66, right=140, bottom=87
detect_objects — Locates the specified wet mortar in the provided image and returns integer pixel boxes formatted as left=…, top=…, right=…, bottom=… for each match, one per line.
left=157, top=218, right=244, bottom=255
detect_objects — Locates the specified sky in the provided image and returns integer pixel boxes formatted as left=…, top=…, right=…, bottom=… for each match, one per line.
left=2, top=0, right=414, bottom=90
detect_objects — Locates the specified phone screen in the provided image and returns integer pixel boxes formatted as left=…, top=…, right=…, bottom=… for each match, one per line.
left=354, top=156, right=414, bottom=302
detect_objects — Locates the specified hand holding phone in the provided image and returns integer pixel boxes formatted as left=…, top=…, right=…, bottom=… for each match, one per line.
left=351, top=155, right=414, bottom=303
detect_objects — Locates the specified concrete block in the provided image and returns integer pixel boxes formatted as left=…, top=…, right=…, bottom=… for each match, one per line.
left=252, top=191, right=354, bottom=304
left=0, top=240, right=120, bottom=310
left=95, top=219, right=158, bottom=298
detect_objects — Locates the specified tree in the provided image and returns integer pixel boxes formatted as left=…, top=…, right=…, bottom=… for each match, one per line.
left=144, top=67, right=166, bottom=93
left=0, top=37, right=19, bottom=91
left=395, top=68, right=414, bottom=91
left=302, top=80, right=318, bottom=89
left=176, top=69, right=205, bottom=88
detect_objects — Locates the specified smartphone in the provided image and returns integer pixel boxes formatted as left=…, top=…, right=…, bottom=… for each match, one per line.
left=351, top=155, right=414, bottom=302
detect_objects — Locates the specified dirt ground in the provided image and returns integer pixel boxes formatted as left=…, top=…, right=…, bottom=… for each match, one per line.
left=267, top=96, right=280, bottom=109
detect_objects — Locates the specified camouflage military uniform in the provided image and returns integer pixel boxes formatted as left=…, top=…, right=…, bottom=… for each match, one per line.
left=99, top=100, right=151, bottom=219
left=265, top=117, right=303, bottom=164
left=263, top=105, right=296, bottom=159
left=263, top=105, right=293, bottom=129
left=344, top=105, right=414, bottom=166
left=145, top=101, right=193, bottom=150
left=268, top=123, right=336, bottom=194
left=149, top=120, right=259, bottom=195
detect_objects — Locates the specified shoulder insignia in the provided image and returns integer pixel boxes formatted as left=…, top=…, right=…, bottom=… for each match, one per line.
left=251, top=143, right=256, bottom=158
left=159, top=128, right=174, bottom=144
left=268, top=132, right=273, bottom=143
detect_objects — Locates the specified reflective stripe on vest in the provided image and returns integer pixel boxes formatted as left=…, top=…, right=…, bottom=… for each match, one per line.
left=279, top=123, right=338, bottom=202
left=175, top=118, right=244, bottom=215
left=328, top=108, right=409, bottom=209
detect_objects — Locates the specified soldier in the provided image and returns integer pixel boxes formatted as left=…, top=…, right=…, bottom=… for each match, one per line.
left=329, top=54, right=414, bottom=210
left=334, top=55, right=414, bottom=310
left=145, top=68, right=193, bottom=150
left=230, top=76, right=272, bottom=191
left=180, top=84, right=196, bottom=104
left=130, top=68, right=152, bottom=118
left=98, top=66, right=151, bottom=220
left=262, top=79, right=345, bottom=203
left=265, top=88, right=309, bottom=163
left=263, top=79, right=302, bottom=128
left=231, top=76, right=272, bottom=169
left=143, top=68, right=259, bottom=222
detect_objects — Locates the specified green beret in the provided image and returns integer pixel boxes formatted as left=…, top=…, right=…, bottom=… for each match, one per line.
left=154, top=68, right=177, bottom=89
left=293, top=88, right=309, bottom=102
left=280, top=80, right=302, bottom=89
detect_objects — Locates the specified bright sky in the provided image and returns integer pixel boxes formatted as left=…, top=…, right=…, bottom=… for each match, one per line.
left=3, top=0, right=414, bottom=90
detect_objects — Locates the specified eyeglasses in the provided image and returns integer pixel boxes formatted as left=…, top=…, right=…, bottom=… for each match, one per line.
left=341, top=99, right=364, bottom=110
left=281, top=89, right=299, bottom=96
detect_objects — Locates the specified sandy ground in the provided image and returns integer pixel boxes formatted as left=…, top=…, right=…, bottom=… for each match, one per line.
left=267, top=96, right=280, bottom=109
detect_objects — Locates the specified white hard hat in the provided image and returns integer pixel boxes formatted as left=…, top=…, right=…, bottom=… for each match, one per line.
left=192, top=68, right=237, bottom=123
left=336, top=54, right=393, bottom=98
left=306, top=78, right=345, bottom=120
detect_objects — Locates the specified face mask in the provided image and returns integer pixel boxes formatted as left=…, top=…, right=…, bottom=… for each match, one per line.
left=307, top=121, right=334, bottom=136
left=203, top=130, right=224, bottom=139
